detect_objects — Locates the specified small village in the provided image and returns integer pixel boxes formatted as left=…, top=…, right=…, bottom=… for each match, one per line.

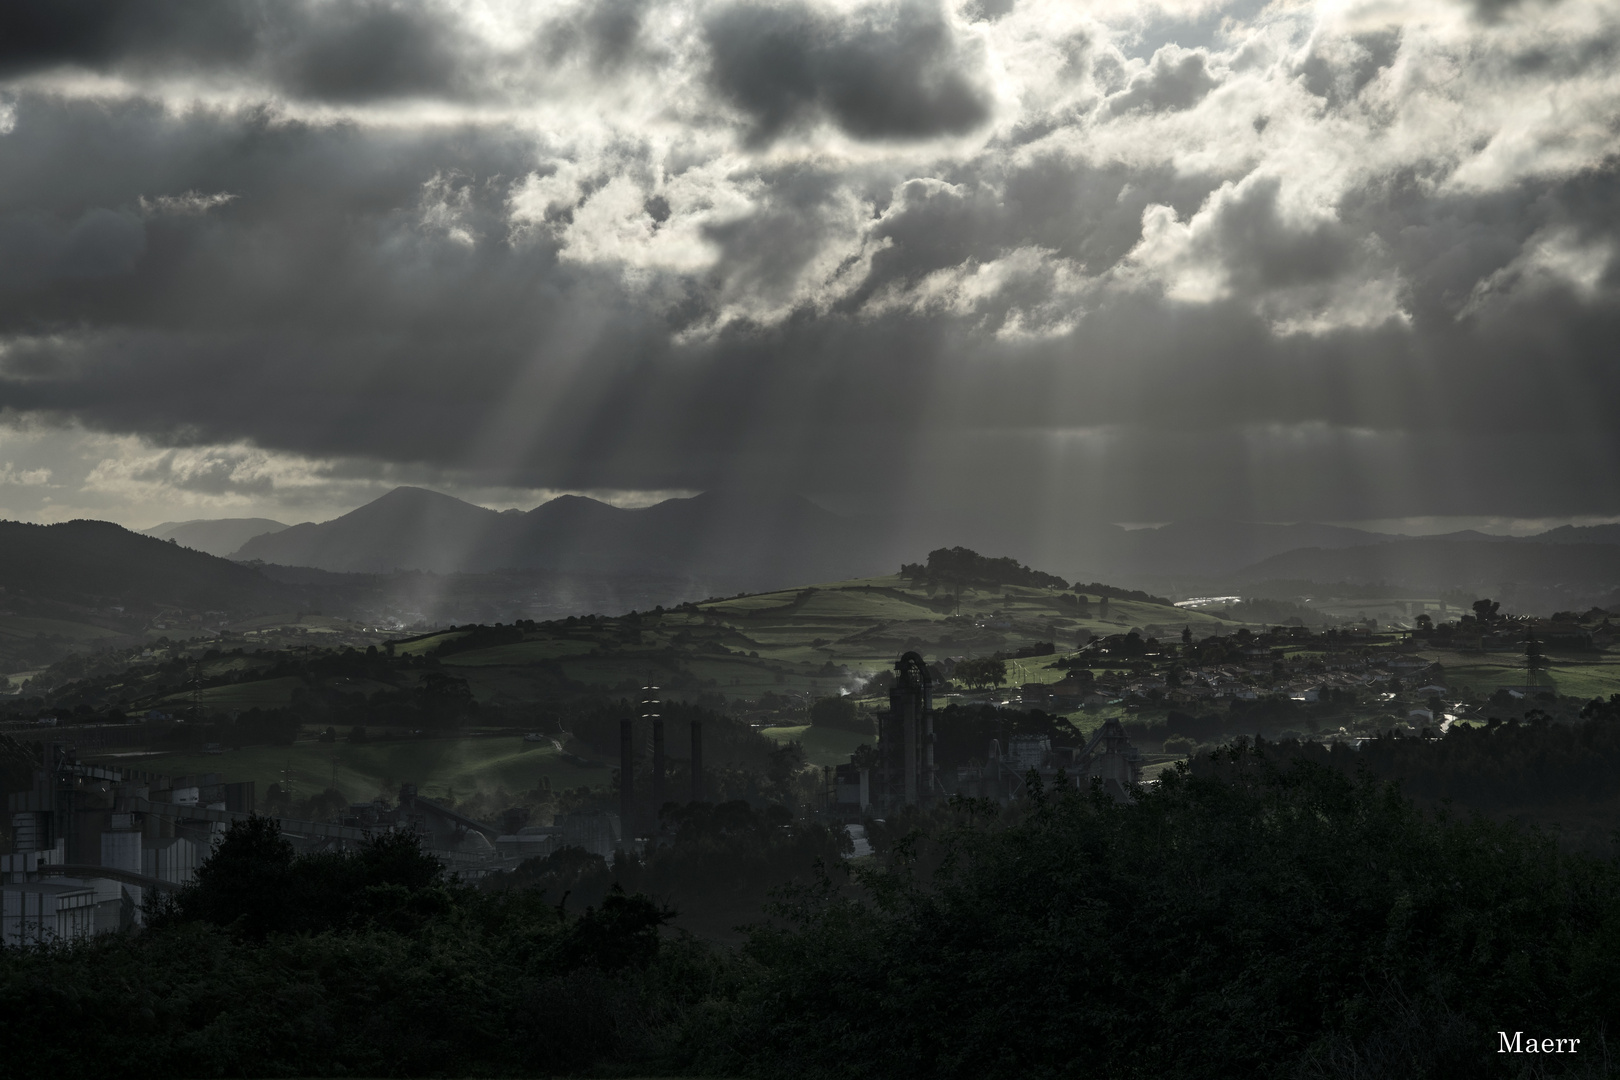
left=5, top=589, right=1611, bottom=951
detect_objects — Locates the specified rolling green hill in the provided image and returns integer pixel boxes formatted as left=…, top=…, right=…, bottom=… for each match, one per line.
left=45, top=560, right=1241, bottom=725
left=420, top=572, right=1236, bottom=699
left=99, top=734, right=599, bottom=806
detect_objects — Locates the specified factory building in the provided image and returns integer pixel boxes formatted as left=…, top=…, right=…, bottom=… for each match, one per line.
left=2, top=745, right=251, bottom=946
left=0, top=744, right=429, bottom=946
left=828, top=654, right=1143, bottom=816
left=874, top=651, right=940, bottom=809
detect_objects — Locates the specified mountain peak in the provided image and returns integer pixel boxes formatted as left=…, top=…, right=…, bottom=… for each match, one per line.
left=364, top=486, right=477, bottom=508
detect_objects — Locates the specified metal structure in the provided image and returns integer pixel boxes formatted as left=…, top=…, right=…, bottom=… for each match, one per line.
left=619, top=718, right=635, bottom=840
left=828, top=651, right=1144, bottom=815
left=1075, top=718, right=1143, bottom=798
left=644, top=686, right=665, bottom=814
left=690, top=719, right=703, bottom=803
left=875, top=651, right=937, bottom=809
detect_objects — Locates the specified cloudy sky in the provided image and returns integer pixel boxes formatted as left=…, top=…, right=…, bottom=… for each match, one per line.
left=0, top=0, right=1616, bottom=535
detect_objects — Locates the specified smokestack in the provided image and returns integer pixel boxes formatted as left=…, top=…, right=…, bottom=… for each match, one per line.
left=619, top=718, right=634, bottom=839
left=690, top=720, right=703, bottom=803
left=652, top=717, right=666, bottom=818
left=643, top=685, right=664, bottom=827
left=903, top=702, right=917, bottom=806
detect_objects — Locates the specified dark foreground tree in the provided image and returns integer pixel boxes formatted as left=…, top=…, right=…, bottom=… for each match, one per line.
left=147, top=816, right=455, bottom=937
left=705, top=751, right=1620, bottom=1080
left=6, top=757, right=1619, bottom=1079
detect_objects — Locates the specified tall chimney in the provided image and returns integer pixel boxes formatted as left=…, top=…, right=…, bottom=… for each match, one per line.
left=690, top=720, right=703, bottom=803
left=652, top=717, right=666, bottom=820
left=619, top=718, right=634, bottom=839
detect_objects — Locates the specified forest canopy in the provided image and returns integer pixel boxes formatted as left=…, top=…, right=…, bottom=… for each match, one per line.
left=4, top=749, right=1618, bottom=1079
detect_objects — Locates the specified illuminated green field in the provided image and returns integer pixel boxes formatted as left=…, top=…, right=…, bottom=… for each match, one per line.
left=0, top=614, right=124, bottom=643
left=759, top=724, right=871, bottom=767
left=153, top=674, right=308, bottom=709
left=1425, top=648, right=1620, bottom=700
left=91, top=734, right=605, bottom=804
left=393, top=629, right=471, bottom=656
left=441, top=638, right=598, bottom=666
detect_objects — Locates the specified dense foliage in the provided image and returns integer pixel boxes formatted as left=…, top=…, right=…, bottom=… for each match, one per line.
left=1068, top=580, right=1175, bottom=605
left=1221, top=699, right=1620, bottom=853
left=720, top=755, right=1620, bottom=1080
left=902, top=547, right=1070, bottom=590
left=5, top=757, right=1619, bottom=1078
left=492, top=799, right=852, bottom=940
left=809, top=694, right=873, bottom=734
left=930, top=702, right=1083, bottom=770
left=146, top=817, right=458, bottom=938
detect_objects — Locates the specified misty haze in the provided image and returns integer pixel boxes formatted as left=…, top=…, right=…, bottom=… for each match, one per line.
left=2, top=1, right=1619, bottom=1077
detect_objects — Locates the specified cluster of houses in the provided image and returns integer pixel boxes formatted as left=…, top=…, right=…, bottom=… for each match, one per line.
left=828, top=652, right=1146, bottom=816
left=996, top=637, right=1454, bottom=718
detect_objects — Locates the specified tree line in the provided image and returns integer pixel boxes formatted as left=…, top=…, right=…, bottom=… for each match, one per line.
left=5, top=749, right=1617, bottom=1077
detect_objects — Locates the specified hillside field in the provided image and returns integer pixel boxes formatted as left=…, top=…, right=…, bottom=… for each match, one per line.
left=99, top=734, right=606, bottom=806
left=413, top=574, right=1240, bottom=706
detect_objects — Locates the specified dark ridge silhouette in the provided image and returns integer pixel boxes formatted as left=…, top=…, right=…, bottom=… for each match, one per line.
left=141, top=517, right=288, bottom=557
left=1234, top=538, right=1620, bottom=591
left=232, top=486, right=504, bottom=573
left=0, top=519, right=294, bottom=611
left=231, top=486, right=885, bottom=589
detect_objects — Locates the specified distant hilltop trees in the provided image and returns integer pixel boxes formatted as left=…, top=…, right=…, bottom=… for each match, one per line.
left=1069, top=581, right=1173, bottom=607
left=900, top=547, right=1174, bottom=605
left=901, top=547, right=1070, bottom=590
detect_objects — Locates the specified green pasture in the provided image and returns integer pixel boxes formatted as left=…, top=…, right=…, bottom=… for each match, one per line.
left=1423, top=647, right=1620, bottom=700
left=90, top=735, right=607, bottom=805
left=701, top=589, right=805, bottom=614
left=1000, top=654, right=1068, bottom=687
left=759, top=724, right=871, bottom=767
left=1141, top=759, right=1187, bottom=782
left=441, top=637, right=598, bottom=666
left=0, top=614, right=123, bottom=643
left=1542, top=660, right=1620, bottom=701
left=811, top=573, right=909, bottom=591
left=554, top=654, right=674, bottom=689
left=790, top=589, right=941, bottom=621
left=331, top=573, right=1293, bottom=710
left=193, top=654, right=277, bottom=678
left=393, top=630, right=471, bottom=657
left=154, top=674, right=307, bottom=709
left=736, top=625, right=857, bottom=647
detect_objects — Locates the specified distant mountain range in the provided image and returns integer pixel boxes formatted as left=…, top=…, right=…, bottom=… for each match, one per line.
left=215, top=487, right=1620, bottom=604
left=231, top=486, right=885, bottom=590
left=220, top=489, right=1411, bottom=583
left=142, top=517, right=289, bottom=558
left=0, top=515, right=809, bottom=659
left=1235, top=540, right=1620, bottom=594
left=0, top=496, right=1618, bottom=677
left=1085, top=519, right=1399, bottom=579
left=10, top=490, right=1619, bottom=640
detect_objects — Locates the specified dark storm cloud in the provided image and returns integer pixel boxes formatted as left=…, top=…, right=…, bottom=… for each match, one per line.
left=0, top=0, right=258, bottom=77
left=704, top=0, right=991, bottom=143
left=0, top=208, right=146, bottom=287
left=0, top=82, right=1616, bottom=519
left=267, top=2, right=469, bottom=102
left=542, top=0, right=650, bottom=71
left=1202, top=178, right=1358, bottom=291
left=0, top=0, right=1617, bottom=526
left=0, top=0, right=473, bottom=101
